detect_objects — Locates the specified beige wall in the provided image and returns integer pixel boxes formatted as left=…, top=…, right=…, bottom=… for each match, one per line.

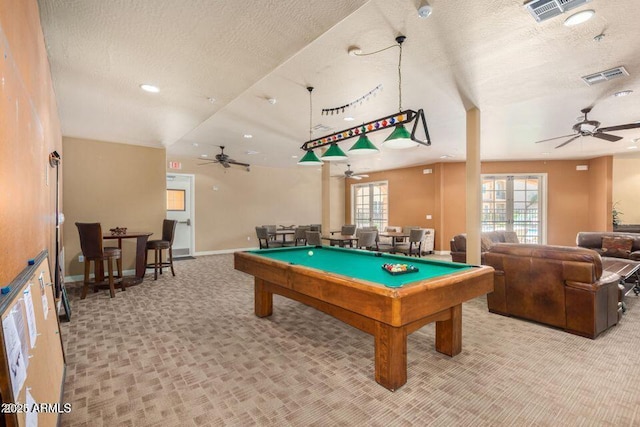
left=62, top=137, right=167, bottom=276
left=613, top=157, right=640, bottom=224
left=345, top=157, right=613, bottom=251
left=168, top=156, right=322, bottom=252
left=0, top=0, right=61, bottom=285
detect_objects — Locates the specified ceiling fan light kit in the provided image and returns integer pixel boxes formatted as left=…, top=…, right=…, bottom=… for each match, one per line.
left=534, top=107, right=640, bottom=149
left=297, top=36, right=432, bottom=165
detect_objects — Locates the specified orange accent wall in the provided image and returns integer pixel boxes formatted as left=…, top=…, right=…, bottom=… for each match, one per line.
left=345, top=158, right=612, bottom=251
left=0, top=0, right=62, bottom=285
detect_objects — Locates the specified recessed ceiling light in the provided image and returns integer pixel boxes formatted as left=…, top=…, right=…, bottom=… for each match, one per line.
left=542, top=152, right=550, bottom=156
left=344, top=117, right=355, bottom=121
left=291, top=155, right=298, bottom=159
left=627, top=145, right=638, bottom=150
left=440, top=154, right=453, bottom=159
left=563, top=9, right=595, bottom=27
left=267, top=98, right=277, bottom=105
left=192, top=143, right=199, bottom=147
left=246, top=150, right=259, bottom=155
left=614, top=90, right=633, bottom=97
left=200, top=154, right=208, bottom=158
left=140, top=84, right=160, bottom=93
left=243, top=134, right=253, bottom=139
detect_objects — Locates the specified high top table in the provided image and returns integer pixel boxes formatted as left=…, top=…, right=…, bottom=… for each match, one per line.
left=103, top=231, right=153, bottom=285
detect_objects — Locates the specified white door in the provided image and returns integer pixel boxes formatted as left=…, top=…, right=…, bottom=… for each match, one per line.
left=166, top=174, right=195, bottom=257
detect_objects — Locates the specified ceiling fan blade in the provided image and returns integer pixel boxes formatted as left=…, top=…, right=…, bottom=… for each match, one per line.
left=221, top=161, right=231, bottom=168
left=592, top=132, right=622, bottom=142
left=349, top=175, right=362, bottom=180
left=356, top=174, right=369, bottom=178
left=597, top=123, right=640, bottom=133
left=228, top=160, right=250, bottom=167
left=197, top=159, right=219, bottom=165
left=555, top=135, right=581, bottom=149
left=534, top=133, right=577, bottom=144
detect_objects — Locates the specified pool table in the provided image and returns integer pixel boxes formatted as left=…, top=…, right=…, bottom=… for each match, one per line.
left=234, top=245, right=494, bottom=391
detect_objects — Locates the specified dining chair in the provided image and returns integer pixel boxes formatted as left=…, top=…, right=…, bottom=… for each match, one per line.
left=256, top=226, right=283, bottom=249
left=395, top=228, right=427, bottom=257
left=145, top=219, right=178, bottom=280
left=293, top=226, right=310, bottom=246
left=262, top=224, right=277, bottom=241
left=354, top=230, right=378, bottom=251
left=309, top=224, right=322, bottom=233
left=76, top=222, right=123, bottom=298
left=305, top=230, right=322, bottom=246
left=341, top=224, right=357, bottom=235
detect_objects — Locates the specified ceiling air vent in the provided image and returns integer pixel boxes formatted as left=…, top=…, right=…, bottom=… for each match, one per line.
left=524, top=0, right=592, bottom=23
left=581, top=66, right=629, bottom=86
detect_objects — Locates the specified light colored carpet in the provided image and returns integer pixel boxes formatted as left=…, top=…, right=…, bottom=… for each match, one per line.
left=60, top=254, right=640, bottom=426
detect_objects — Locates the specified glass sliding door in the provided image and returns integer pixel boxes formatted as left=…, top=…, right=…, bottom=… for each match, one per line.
left=482, top=174, right=546, bottom=244
left=352, top=181, right=388, bottom=230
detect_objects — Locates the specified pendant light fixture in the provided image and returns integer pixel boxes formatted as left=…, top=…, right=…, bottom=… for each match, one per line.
left=383, top=36, right=418, bottom=149
left=298, top=86, right=324, bottom=166
left=298, top=36, right=432, bottom=156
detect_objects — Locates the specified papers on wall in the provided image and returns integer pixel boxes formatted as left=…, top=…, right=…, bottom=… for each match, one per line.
left=38, top=272, right=49, bottom=320
left=14, top=302, right=30, bottom=371
left=23, top=285, right=38, bottom=348
left=2, top=313, right=27, bottom=398
left=26, top=389, right=38, bottom=427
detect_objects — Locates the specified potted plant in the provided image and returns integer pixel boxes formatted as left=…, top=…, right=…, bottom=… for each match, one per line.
left=612, top=202, right=623, bottom=228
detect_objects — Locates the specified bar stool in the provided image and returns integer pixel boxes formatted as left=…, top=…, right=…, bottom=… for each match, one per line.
left=76, top=222, right=123, bottom=298
left=145, top=219, right=177, bottom=280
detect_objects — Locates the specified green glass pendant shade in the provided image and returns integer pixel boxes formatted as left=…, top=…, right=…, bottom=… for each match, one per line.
left=321, top=143, right=348, bottom=161
left=297, top=150, right=323, bottom=165
left=348, top=134, right=379, bottom=155
left=383, top=124, right=417, bottom=149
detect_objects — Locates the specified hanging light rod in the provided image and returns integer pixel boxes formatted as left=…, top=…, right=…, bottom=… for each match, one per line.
left=301, top=108, right=430, bottom=151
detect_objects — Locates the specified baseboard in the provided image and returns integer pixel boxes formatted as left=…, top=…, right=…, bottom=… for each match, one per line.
left=65, top=268, right=135, bottom=284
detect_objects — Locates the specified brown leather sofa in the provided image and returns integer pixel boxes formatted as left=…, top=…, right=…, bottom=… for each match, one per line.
left=484, top=243, right=621, bottom=339
left=576, top=231, right=640, bottom=261
left=450, top=231, right=519, bottom=263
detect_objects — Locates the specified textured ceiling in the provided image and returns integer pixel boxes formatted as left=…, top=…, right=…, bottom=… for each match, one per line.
left=38, top=0, right=640, bottom=176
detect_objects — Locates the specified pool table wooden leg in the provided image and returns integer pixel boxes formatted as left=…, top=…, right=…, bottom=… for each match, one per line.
left=435, top=304, right=462, bottom=356
left=374, top=322, right=407, bottom=391
left=255, top=278, right=273, bottom=317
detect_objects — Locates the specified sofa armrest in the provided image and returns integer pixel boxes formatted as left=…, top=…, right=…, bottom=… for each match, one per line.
left=566, top=272, right=620, bottom=292
left=629, top=250, right=640, bottom=261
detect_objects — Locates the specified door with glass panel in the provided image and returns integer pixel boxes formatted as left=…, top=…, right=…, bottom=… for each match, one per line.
left=352, top=181, right=388, bottom=230
left=481, top=175, right=545, bottom=244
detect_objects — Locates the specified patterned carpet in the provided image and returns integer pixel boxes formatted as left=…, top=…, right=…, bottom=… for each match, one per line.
left=60, top=254, right=640, bottom=426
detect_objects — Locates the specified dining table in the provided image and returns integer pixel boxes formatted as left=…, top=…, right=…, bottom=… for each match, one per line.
left=321, top=234, right=357, bottom=247
left=272, top=230, right=295, bottom=245
left=102, top=231, right=153, bottom=285
left=378, top=231, right=410, bottom=253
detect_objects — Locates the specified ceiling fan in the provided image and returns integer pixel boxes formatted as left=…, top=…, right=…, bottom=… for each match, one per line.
left=198, top=146, right=250, bottom=171
left=342, top=164, right=369, bottom=180
left=534, top=107, right=640, bottom=149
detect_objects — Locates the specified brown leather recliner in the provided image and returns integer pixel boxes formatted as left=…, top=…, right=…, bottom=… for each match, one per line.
left=484, top=243, right=621, bottom=339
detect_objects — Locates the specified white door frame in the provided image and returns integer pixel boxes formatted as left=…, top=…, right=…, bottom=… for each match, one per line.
left=166, top=173, right=195, bottom=257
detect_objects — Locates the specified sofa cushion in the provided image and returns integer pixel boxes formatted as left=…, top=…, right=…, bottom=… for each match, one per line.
left=503, top=231, right=519, bottom=243
left=481, top=236, right=494, bottom=251
left=602, top=236, right=633, bottom=259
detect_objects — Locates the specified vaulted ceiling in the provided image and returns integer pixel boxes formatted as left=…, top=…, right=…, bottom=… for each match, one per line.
left=38, top=0, right=640, bottom=176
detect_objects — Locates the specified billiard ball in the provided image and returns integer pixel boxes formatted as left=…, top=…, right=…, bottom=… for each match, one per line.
left=308, top=250, right=314, bottom=256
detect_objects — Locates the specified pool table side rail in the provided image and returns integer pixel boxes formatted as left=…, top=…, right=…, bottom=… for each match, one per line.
left=234, top=251, right=494, bottom=327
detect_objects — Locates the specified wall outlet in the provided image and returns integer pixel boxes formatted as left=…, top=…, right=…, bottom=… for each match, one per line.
left=247, top=236, right=251, bottom=241
left=78, top=255, right=84, bottom=263
left=426, top=214, right=432, bottom=220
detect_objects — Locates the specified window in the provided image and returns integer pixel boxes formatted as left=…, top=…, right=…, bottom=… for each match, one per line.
left=352, top=181, right=388, bottom=230
left=482, top=175, right=546, bottom=244
left=167, top=189, right=186, bottom=211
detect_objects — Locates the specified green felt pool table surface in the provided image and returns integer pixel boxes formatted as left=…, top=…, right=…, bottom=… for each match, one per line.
left=247, top=245, right=472, bottom=288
